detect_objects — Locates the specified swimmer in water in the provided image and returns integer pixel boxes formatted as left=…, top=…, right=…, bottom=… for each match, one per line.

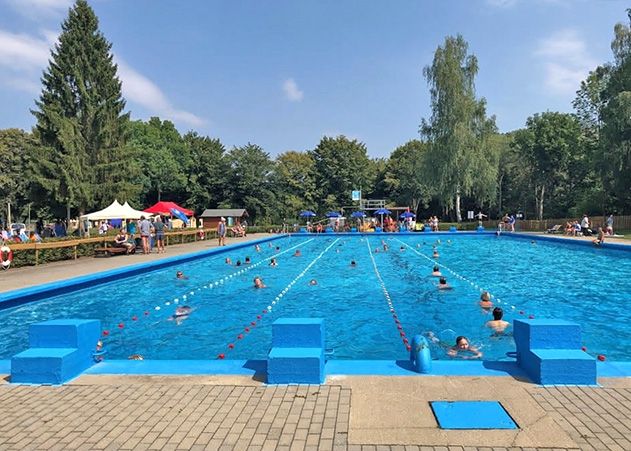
left=309, top=279, right=318, bottom=286
left=400, top=246, right=405, bottom=252
left=236, top=260, right=242, bottom=266
left=438, top=277, right=452, bottom=290
left=374, top=248, right=380, bottom=253
left=479, top=291, right=493, bottom=309
left=448, top=336, right=482, bottom=359
left=433, top=249, right=439, bottom=258
left=255, top=244, right=261, bottom=252
left=431, top=265, right=442, bottom=277
left=275, top=246, right=280, bottom=251
left=486, top=307, right=510, bottom=334
left=245, top=256, right=251, bottom=264
left=293, top=249, right=302, bottom=257
left=225, top=257, right=232, bottom=265
left=170, top=305, right=192, bottom=325
left=176, top=271, right=188, bottom=280
left=253, top=276, right=266, bottom=289
left=128, top=354, right=144, bottom=360
left=269, top=258, right=277, bottom=267
left=350, top=260, right=357, bottom=267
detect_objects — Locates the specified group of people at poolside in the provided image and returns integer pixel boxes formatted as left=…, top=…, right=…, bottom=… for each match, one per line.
left=562, top=213, right=615, bottom=247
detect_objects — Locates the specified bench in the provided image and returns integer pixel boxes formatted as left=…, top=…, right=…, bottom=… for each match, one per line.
left=94, top=246, right=133, bottom=257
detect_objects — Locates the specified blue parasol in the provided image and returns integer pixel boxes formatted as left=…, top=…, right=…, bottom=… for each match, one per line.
left=299, top=210, right=316, bottom=218
left=400, top=211, right=416, bottom=218
left=351, top=211, right=366, bottom=218
left=326, top=211, right=342, bottom=218
left=374, top=208, right=391, bottom=215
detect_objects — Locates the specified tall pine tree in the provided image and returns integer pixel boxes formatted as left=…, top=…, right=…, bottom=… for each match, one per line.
left=31, top=0, right=133, bottom=216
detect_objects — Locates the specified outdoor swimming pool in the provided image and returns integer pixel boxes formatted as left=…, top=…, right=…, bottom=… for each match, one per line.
left=0, top=234, right=630, bottom=362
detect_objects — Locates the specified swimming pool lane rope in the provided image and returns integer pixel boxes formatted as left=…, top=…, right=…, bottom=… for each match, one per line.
left=217, top=237, right=341, bottom=359
left=99, top=238, right=315, bottom=341
left=365, top=238, right=412, bottom=352
left=395, top=238, right=532, bottom=317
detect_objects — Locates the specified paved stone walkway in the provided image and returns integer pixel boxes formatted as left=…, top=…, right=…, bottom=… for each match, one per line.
left=1, top=380, right=629, bottom=450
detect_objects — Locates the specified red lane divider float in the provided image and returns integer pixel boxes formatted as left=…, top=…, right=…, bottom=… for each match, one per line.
left=397, top=239, right=608, bottom=359
left=365, top=238, right=411, bottom=351
left=218, top=238, right=341, bottom=359
left=98, top=238, right=315, bottom=346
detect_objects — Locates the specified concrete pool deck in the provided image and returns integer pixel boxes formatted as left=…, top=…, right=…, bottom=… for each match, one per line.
left=0, top=373, right=629, bottom=450
left=0, top=233, right=274, bottom=294
left=1, top=232, right=630, bottom=449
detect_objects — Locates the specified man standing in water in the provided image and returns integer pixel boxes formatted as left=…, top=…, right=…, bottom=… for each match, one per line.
left=218, top=217, right=227, bottom=246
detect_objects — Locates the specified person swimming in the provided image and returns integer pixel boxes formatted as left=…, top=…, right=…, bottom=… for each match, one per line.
left=432, top=249, right=439, bottom=258
left=269, top=258, right=277, bottom=267
left=486, top=307, right=510, bottom=333
left=309, top=279, right=318, bottom=286
left=479, top=291, right=493, bottom=309
left=293, top=249, right=302, bottom=257
left=169, top=305, right=192, bottom=325
left=236, top=260, right=242, bottom=266
left=447, top=336, right=482, bottom=359
left=128, top=354, right=144, bottom=360
left=438, top=277, right=452, bottom=290
left=400, top=246, right=405, bottom=251
left=253, top=276, right=266, bottom=288
left=255, top=244, right=261, bottom=252
left=431, top=265, right=442, bottom=277
left=245, top=256, right=251, bottom=264
left=225, top=257, right=232, bottom=265
left=176, top=271, right=188, bottom=280
left=350, top=260, right=357, bottom=267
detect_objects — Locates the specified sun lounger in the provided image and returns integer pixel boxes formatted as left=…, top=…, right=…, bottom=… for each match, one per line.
left=546, top=224, right=562, bottom=234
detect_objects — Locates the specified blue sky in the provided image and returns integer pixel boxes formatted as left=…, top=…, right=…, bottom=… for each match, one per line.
left=0, top=0, right=627, bottom=157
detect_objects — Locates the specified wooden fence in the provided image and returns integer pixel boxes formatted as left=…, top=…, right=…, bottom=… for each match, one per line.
left=7, top=228, right=218, bottom=266
left=479, top=215, right=631, bottom=232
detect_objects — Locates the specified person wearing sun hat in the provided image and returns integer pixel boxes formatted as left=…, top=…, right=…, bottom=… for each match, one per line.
left=479, top=291, right=493, bottom=309
left=218, top=217, right=226, bottom=246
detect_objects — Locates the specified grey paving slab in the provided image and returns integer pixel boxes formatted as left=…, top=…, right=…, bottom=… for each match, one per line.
left=0, top=379, right=629, bottom=450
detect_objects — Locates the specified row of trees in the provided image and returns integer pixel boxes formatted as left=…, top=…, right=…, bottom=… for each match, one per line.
left=1, top=1, right=629, bottom=226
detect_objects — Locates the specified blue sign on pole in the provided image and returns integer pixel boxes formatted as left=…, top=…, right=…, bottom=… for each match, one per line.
left=351, top=190, right=361, bottom=201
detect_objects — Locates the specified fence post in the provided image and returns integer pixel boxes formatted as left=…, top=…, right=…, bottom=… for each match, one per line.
left=73, top=245, right=77, bottom=260
left=35, top=247, right=39, bottom=266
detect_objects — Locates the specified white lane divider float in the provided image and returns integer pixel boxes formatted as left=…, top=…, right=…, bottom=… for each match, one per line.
left=219, top=237, right=341, bottom=358
left=101, top=238, right=316, bottom=339
left=365, top=238, right=411, bottom=351
left=395, top=238, right=516, bottom=310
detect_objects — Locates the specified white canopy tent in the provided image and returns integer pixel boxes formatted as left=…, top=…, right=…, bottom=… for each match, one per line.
left=80, top=200, right=148, bottom=220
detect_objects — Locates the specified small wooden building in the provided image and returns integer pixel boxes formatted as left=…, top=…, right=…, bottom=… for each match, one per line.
left=200, top=208, right=248, bottom=229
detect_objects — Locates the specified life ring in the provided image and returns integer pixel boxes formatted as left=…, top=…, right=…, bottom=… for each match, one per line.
left=0, top=245, right=12, bottom=270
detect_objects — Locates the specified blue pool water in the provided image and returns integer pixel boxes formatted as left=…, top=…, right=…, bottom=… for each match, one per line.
left=0, top=234, right=629, bottom=361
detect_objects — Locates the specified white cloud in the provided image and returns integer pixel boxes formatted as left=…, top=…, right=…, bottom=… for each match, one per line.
left=282, top=78, right=304, bottom=102
left=0, top=25, right=205, bottom=126
left=0, top=29, right=51, bottom=71
left=3, top=0, right=73, bottom=20
left=534, top=29, right=596, bottom=95
left=115, top=58, right=205, bottom=127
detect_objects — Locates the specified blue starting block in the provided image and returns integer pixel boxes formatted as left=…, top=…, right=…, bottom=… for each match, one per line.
left=267, top=318, right=325, bottom=384
left=513, top=319, right=596, bottom=385
left=449, top=226, right=457, bottom=232
left=477, top=225, right=485, bottom=232
left=11, top=319, right=101, bottom=384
